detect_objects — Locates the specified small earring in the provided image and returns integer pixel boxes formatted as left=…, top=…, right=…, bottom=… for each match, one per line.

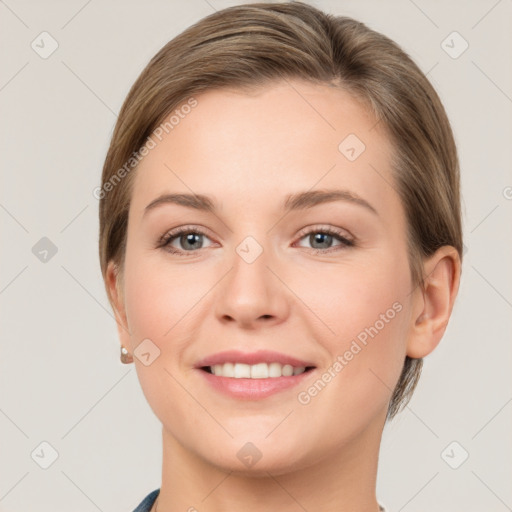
left=120, top=346, right=134, bottom=364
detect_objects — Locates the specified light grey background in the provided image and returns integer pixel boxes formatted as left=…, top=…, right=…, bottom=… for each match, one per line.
left=0, top=1, right=511, bottom=511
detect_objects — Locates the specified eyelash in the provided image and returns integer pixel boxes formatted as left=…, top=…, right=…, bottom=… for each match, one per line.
left=157, top=225, right=355, bottom=257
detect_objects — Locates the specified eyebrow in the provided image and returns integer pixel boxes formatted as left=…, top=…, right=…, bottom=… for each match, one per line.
left=143, top=189, right=378, bottom=216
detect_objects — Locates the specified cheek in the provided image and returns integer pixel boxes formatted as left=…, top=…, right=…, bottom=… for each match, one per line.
left=292, top=251, right=411, bottom=398
left=123, top=249, right=207, bottom=342
left=294, top=249, right=410, bottom=340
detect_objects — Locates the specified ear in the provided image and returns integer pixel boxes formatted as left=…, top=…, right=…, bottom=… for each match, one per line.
left=406, top=246, right=461, bottom=359
left=106, top=260, right=132, bottom=350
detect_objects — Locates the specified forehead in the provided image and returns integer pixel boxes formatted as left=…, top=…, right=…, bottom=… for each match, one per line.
left=131, top=79, right=398, bottom=218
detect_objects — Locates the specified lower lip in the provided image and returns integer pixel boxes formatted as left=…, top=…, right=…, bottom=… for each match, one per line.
left=198, top=369, right=314, bottom=400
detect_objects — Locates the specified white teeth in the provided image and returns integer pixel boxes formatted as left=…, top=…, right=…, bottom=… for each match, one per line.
left=293, top=366, right=306, bottom=375
left=209, top=362, right=308, bottom=378
left=234, top=363, right=251, bottom=378
left=282, top=364, right=293, bottom=377
left=221, top=362, right=234, bottom=377
left=251, top=363, right=268, bottom=379
left=268, top=362, right=282, bottom=377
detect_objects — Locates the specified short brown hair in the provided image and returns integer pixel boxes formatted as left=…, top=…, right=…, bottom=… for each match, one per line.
left=99, top=1, right=463, bottom=419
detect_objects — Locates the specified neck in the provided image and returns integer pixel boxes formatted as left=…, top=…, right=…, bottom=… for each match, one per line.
left=155, top=418, right=385, bottom=512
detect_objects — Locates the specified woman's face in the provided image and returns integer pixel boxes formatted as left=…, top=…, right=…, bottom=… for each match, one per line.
left=113, top=80, right=421, bottom=474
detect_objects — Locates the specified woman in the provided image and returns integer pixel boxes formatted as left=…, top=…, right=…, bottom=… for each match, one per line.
left=98, top=2, right=462, bottom=511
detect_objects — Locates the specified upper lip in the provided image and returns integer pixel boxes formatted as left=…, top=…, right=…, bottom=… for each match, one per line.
left=195, top=350, right=315, bottom=369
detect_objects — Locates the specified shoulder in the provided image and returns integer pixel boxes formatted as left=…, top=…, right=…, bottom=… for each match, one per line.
left=132, top=488, right=160, bottom=512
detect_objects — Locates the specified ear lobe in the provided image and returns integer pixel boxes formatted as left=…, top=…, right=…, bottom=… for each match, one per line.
left=406, top=246, right=461, bottom=359
left=106, top=261, right=131, bottom=345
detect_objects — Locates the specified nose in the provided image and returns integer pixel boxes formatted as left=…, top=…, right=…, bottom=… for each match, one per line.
left=214, top=243, right=290, bottom=329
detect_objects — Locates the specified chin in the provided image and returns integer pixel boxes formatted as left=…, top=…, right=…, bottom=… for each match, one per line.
left=186, top=432, right=317, bottom=477
left=210, top=450, right=311, bottom=477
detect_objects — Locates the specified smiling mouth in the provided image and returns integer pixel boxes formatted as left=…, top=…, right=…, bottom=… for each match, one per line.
left=201, top=362, right=316, bottom=378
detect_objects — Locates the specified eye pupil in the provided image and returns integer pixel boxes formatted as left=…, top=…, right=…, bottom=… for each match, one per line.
left=182, top=233, right=202, bottom=250
left=311, top=232, right=332, bottom=249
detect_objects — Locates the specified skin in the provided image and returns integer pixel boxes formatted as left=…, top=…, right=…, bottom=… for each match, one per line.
left=106, top=80, right=460, bottom=512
